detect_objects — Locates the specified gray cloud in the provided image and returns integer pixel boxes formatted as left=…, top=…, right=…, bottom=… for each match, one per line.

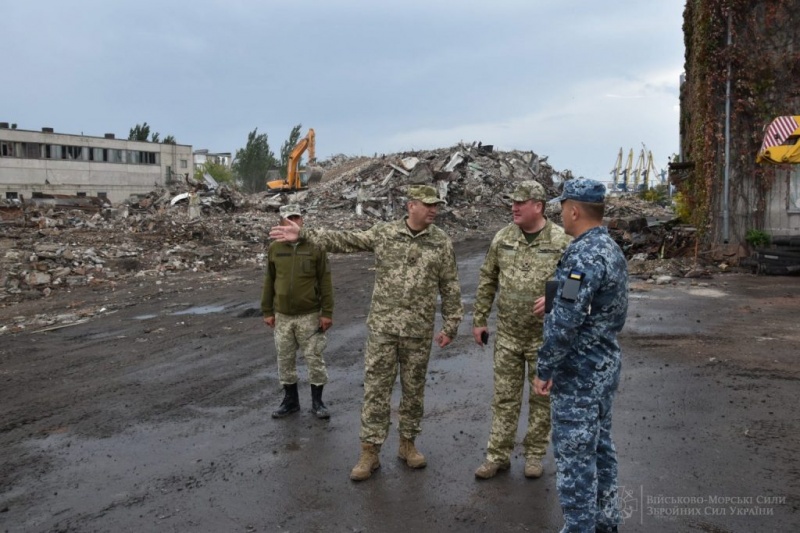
left=1, top=0, right=683, bottom=181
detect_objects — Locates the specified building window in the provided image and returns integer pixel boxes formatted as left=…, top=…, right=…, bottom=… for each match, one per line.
left=76, top=192, right=87, bottom=197
left=45, top=144, right=62, bottom=159
left=131, top=151, right=158, bottom=165
left=5, top=192, right=18, bottom=200
left=64, top=145, right=83, bottom=160
left=24, top=143, right=40, bottom=159
left=180, top=159, right=188, bottom=168
left=789, top=167, right=800, bottom=212
left=97, top=192, right=107, bottom=199
left=1, top=141, right=12, bottom=157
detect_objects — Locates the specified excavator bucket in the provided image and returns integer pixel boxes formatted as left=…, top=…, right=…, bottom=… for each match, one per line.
left=306, top=166, right=323, bottom=185
left=757, top=116, right=800, bottom=164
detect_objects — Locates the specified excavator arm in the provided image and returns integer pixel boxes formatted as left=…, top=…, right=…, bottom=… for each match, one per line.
left=285, top=128, right=315, bottom=189
left=267, top=128, right=317, bottom=191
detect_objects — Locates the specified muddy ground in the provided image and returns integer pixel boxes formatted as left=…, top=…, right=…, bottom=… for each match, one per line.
left=1, top=237, right=798, bottom=533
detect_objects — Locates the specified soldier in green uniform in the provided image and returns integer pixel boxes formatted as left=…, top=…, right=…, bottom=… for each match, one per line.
left=262, top=204, right=334, bottom=420
left=269, top=185, right=463, bottom=481
left=472, top=181, right=571, bottom=480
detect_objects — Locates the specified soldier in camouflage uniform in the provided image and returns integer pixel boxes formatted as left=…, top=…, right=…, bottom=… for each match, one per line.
left=269, top=185, right=463, bottom=481
left=262, top=204, right=334, bottom=420
left=534, top=179, right=628, bottom=533
left=472, top=181, right=571, bottom=480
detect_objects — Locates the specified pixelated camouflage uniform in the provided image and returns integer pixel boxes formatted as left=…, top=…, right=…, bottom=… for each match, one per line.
left=300, top=218, right=462, bottom=444
left=473, top=219, right=571, bottom=464
left=261, top=240, right=333, bottom=385
left=537, top=226, right=628, bottom=533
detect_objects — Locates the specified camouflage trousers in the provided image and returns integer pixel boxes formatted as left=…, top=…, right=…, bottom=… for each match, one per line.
left=359, top=330, right=432, bottom=445
left=551, top=391, right=619, bottom=533
left=485, top=331, right=551, bottom=464
left=273, top=311, right=328, bottom=386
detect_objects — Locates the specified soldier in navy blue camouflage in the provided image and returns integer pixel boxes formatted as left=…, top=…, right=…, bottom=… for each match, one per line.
left=269, top=185, right=463, bottom=482
left=533, top=178, right=628, bottom=533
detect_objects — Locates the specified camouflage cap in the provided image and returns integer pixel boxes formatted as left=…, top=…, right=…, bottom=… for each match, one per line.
left=555, top=178, right=606, bottom=204
left=510, top=180, right=546, bottom=202
left=279, top=204, right=303, bottom=218
left=407, top=184, right=445, bottom=205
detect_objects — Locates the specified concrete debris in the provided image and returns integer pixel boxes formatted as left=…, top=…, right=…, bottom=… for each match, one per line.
left=1, top=142, right=716, bottom=317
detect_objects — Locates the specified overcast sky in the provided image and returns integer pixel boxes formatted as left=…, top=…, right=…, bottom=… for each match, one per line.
left=2, top=0, right=684, bottom=183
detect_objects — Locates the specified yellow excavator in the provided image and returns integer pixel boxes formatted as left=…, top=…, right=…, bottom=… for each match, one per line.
left=266, top=128, right=323, bottom=192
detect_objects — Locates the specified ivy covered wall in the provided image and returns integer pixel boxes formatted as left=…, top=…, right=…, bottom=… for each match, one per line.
left=679, top=0, right=800, bottom=248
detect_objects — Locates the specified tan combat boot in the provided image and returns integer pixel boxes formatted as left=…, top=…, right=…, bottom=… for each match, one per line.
left=398, top=437, right=427, bottom=468
left=474, top=460, right=510, bottom=479
left=524, top=457, right=544, bottom=479
left=350, top=443, right=380, bottom=481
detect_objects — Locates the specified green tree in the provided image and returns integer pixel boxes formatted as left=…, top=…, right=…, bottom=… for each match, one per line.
left=233, top=128, right=277, bottom=193
left=279, top=124, right=303, bottom=177
left=638, top=183, right=671, bottom=207
left=128, top=122, right=151, bottom=141
left=195, top=160, right=234, bottom=184
left=128, top=123, right=172, bottom=143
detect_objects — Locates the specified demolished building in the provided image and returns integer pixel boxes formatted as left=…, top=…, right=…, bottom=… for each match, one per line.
left=1, top=143, right=684, bottom=321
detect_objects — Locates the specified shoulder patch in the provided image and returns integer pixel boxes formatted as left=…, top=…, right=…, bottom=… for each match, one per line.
left=561, top=270, right=584, bottom=301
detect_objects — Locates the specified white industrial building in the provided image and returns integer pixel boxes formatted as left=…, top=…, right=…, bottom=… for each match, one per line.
left=0, top=123, right=193, bottom=204
left=193, top=149, right=232, bottom=172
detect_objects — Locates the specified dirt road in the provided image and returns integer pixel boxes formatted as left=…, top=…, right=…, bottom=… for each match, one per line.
left=1, top=237, right=798, bottom=532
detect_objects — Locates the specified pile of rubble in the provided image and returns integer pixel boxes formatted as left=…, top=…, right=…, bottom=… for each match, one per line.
left=1, top=142, right=692, bottom=306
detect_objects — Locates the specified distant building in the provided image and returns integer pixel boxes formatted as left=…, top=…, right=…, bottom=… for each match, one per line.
left=193, top=149, right=232, bottom=172
left=0, top=123, right=193, bottom=204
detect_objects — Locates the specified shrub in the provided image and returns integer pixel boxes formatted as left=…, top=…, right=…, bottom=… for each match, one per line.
left=745, top=229, right=771, bottom=248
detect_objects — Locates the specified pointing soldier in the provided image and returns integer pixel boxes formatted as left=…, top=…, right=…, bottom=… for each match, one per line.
left=269, top=185, right=463, bottom=481
left=472, top=180, right=572, bottom=480
left=533, top=178, right=629, bottom=533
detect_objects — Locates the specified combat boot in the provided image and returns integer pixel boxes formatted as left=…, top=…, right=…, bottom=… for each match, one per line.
left=350, top=443, right=380, bottom=481
left=310, top=384, right=330, bottom=419
left=398, top=437, right=427, bottom=468
left=271, top=383, right=300, bottom=418
left=524, top=457, right=544, bottom=478
left=474, top=460, right=510, bottom=479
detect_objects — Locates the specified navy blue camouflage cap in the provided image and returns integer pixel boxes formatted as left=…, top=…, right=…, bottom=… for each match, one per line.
left=408, top=185, right=446, bottom=205
left=555, top=178, right=606, bottom=203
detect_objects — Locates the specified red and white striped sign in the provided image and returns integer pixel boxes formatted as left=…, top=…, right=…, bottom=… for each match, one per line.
left=760, top=116, right=799, bottom=152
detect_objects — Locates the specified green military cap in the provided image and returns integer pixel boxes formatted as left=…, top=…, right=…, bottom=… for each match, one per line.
left=510, top=180, right=547, bottom=202
left=408, top=185, right=446, bottom=205
left=279, top=204, right=303, bottom=218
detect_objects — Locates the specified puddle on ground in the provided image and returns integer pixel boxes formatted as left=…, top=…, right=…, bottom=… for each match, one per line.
left=172, top=305, right=226, bottom=316
left=132, top=302, right=257, bottom=320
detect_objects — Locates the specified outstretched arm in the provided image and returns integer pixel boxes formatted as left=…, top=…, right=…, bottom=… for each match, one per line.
left=269, top=219, right=300, bottom=242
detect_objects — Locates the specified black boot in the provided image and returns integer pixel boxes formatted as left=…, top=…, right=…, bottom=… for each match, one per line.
left=272, top=383, right=300, bottom=418
left=310, top=384, right=330, bottom=419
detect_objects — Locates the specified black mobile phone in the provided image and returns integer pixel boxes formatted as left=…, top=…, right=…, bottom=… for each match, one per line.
left=545, top=280, right=558, bottom=313
left=480, top=331, right=489, bottom=344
